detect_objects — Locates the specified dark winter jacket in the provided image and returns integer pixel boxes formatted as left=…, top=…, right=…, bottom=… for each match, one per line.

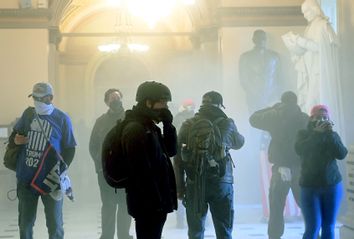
left=121, top=104, right=177, bottom=218
left=175, top=105, right=244, bottom=195
left=249, top=103, right=308, bottom=168
left=89, top=108, right=125, bottom=173
left=295, top=124, right=347, bottom=187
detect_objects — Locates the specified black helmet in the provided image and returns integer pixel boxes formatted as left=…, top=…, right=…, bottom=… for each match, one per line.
left=136, top=81, right=172, bottom=103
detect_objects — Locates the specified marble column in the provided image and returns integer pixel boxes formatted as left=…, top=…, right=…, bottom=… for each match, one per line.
left=340, top=146, right=354, bottom=239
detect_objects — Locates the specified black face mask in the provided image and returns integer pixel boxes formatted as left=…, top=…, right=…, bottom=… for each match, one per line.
left=152, top=108, right=173, bottom=124
left=151, top=109, right=163, bottom=122
left=109, top=99, right=123, bottom=112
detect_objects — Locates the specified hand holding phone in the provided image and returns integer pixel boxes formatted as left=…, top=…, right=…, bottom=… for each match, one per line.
left=14, top=133, right=29, bottom=145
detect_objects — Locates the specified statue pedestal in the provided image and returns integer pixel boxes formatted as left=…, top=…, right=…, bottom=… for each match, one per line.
left=340, top=146, right=354, bottom=239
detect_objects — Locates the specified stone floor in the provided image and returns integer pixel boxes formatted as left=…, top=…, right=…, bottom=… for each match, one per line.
left=0, top=198, right=342, bottom=239
left=0, top=169, right=342, bottom=239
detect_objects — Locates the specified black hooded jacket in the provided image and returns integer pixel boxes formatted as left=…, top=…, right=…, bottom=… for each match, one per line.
left=121, top=104, right=177, bottom=218
left=249, top=103, right=309, bottom=167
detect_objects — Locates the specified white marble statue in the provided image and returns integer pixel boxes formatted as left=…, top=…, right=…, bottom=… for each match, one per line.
left=282, top=0, right=344, bottom=134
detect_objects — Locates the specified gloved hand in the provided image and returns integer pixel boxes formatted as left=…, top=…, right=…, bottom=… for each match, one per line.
left=159, top=108, right=173, bottom=124
left=278, top=167, right=292, bottom=182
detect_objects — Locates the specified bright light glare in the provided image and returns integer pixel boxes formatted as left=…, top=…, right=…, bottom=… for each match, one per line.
left=181, top=0, right=195, bottom=5
left=105, top=0, right=194, bottom=28
left=106, top=0, right=121, bottom=7
left=98, top=43, right=149, bottom=53
left=98, top=43, right=121, bottom=52
left=128, top=43, right=150, bottom=52
left=128, top=0, right=177, bottom=28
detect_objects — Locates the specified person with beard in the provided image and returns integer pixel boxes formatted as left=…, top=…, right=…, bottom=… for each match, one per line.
left=89, top=88, right=133, bottom=239
left=249, top=91, right=309, bottom=239
left=295, top=105, right=347, bottom=239
left=121, top=81, right=177, bottom=239
left=175, top=91, right=244, bottom=239
left=11, top=82, right=76, bottom=239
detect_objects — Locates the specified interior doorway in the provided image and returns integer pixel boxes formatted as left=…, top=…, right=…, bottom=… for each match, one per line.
left=93, top=55, right=151, bottom=116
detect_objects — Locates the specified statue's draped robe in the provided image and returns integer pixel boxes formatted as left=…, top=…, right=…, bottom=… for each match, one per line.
left=296, top=16, right=344, bottom=135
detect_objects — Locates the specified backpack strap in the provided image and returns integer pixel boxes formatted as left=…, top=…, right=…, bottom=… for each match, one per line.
left=22, top=107, right=35, bottom=135
left=212, top=117, right=225, bottom=128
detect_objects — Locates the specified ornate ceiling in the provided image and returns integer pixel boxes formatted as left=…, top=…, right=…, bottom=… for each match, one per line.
left=0, top=0, right=304, bottom=52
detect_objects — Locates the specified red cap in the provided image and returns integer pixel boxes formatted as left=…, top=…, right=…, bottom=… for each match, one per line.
left=310, top=104, right=329, bottom=117
left=182, top=98, right=195, bottom=108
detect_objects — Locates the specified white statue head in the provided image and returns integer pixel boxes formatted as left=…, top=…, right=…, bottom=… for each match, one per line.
left=301, top=0, right=325, bottom=22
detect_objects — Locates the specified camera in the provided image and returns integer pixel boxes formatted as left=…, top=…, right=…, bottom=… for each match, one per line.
left=316, top=119, right=334, bottom=126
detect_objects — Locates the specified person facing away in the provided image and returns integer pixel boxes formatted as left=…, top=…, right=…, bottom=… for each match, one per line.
left=175, top=91, right=245, bottom=239
left=172, top=98, right=196, bottom=229
left=9, top=82, right=76, bottom=239
left=295, top=105, right=347, bottom=239
left=121, top=81, right=177, bottom=239
left=89, top=88, right=132, bottom=239
left=249, top=91, right=309, bottom=239
left=239, top=29, right=281, bottom=114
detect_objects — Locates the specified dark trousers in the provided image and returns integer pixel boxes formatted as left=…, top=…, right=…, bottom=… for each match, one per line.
left=301, top=182, right=343, bottom=239
left=17, top=182, right=64, bottom=239
left=185, top=181, right=234, bottom=239
left=97, top=173, right=132, bottom=239
left=268, top=165, right=301, bottom=239
left=134, top=212, right=167, bottom=239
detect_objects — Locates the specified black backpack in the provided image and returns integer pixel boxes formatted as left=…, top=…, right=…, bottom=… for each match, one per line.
left=101, top=119, right=129, bottom=189
left=181, top=117, right=226, bottom=178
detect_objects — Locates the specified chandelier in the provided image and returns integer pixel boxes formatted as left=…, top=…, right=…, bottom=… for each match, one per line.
left=98, top=0, right=195, bottom=53
left=98, top=1, right=149, bottom=53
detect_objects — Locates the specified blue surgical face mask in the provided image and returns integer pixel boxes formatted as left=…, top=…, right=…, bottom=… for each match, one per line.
left=34, top=100, right=54, bottom=115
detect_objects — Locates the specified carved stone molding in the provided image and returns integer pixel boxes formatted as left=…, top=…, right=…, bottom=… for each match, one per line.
left=0, top=8, right=51, bottom=28
left=0, top=0, right=71, bottom=29
left=50, top=0, right=72, bottom=26
left=217, top=6, right=307, bottom=27
left=49, top=26, right=62, bottom=48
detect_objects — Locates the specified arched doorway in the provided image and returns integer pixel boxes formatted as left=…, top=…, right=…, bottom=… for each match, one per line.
left=93, top=54, right=151, bottom=116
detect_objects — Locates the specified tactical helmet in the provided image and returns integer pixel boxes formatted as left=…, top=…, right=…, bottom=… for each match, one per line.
left=136, top=81, right=172, bottom=103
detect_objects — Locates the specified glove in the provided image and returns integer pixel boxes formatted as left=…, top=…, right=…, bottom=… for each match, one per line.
left=278, top=167, right=292, bottom=182
left=159, top=108, right=173, bottom=124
